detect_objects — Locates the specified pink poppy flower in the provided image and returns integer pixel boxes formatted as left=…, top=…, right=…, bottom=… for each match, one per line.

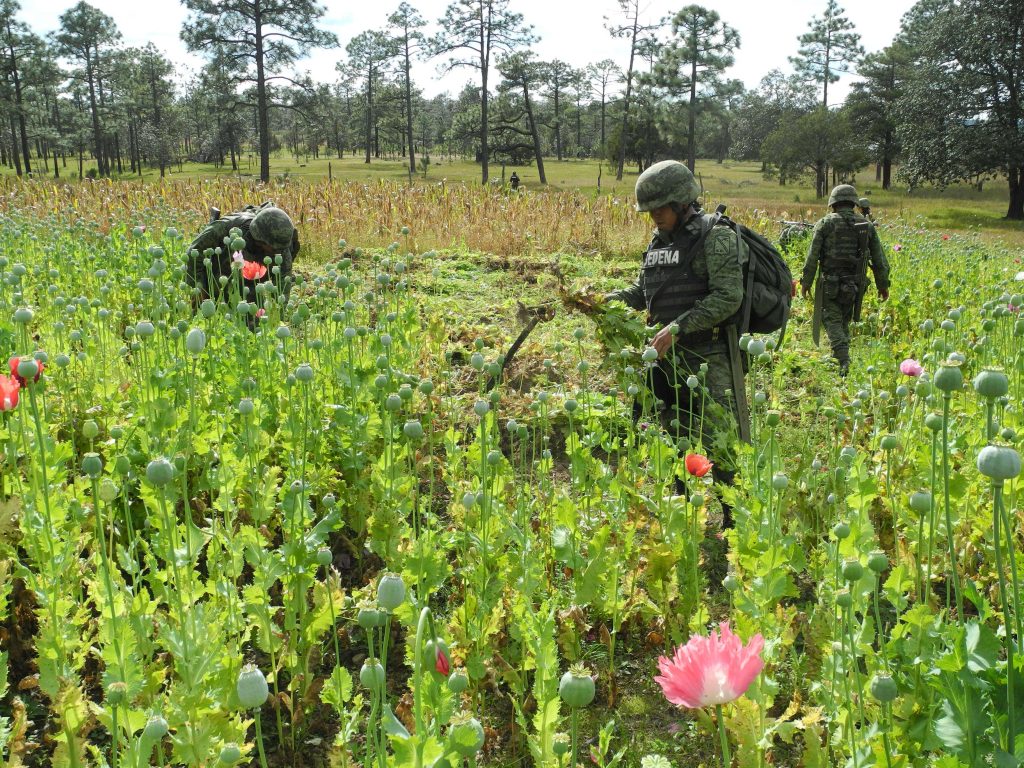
left=0, top=375, right=19, bottom=411
left=435, top=647, right=450, bottom=676
left=892, top=244, right=902, bottom=252
left=232, top=250, right=244, bottom=263
left=685, top=453, right=713, bottom=478
left=655, top=622, right=764, bottom=708
left=899, top=359, right=923, bottom=377
left=256, top=308, right=266, bottom=320
left=242, top=261, right=268, bottom=281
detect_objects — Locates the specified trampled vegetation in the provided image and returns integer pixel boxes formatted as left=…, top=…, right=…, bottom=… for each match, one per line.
left=1, top=180, right=1024, bottom=768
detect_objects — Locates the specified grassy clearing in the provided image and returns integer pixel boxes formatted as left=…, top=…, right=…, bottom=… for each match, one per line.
left=6, top=153, right=1021, bottom=247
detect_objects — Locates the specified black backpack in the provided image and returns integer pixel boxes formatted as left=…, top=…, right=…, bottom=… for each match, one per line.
left=699, top=204, right=793, bottom=340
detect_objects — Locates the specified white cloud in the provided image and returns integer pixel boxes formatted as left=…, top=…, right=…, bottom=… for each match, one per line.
left=30, top=0, right=915, bottom=102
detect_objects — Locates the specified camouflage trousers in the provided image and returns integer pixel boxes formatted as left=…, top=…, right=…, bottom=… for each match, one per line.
left=633, top=342, right=741, bottom=485
left=822, top=296, right=856, bottom=367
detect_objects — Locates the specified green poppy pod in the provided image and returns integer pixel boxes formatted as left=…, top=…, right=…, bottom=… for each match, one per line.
left=836, top=589, right=853, bottom=609
left=315, top=547, right=332, bottom=567
left=474, top=400, right=490, bottom=417
left=376, top=573, right=406, bottom=611
left=867, top=550, right=889, bottom=573
left=833, top=521, right=851, bottom=540
left=977, top=444, right=1022, bottom=481
left=82, top=453, right=103, bottom=479
left=880, top=435, right=898, bottom=451
left=105, top=681, right=128, bottom=706
left=870, top=674, right=898, bottom=703
left=403, top=420, right=424, bottom=441
left=357, top=604, right=383, bottom=629
left=934, top=362, right=964, bottom=393
left=552, top=734, right=571, bottom=757
left=448, top=713, right=485, bottom=758
left=447, top=669, right=470, bottom=693
left=842, top=559, right=864, bottom=582
left=747, top=339, right=766, bottom=357
left=765, top=410, right=782, bottom=427
left=145, top=457, right=174, bottom=487
left=973, top=369, right=1009, bottom=399
left=360, top=659, right=386, bottom=691
left=236, top=665, right=270, bottom=709
left=143, top=715, right=169, bottom=740
left=558, top=666, right=595, bottom=708
left=219, top=744, right=242, bottom=765
left=908, top=491, right=932, bottom=515
left=924, top=413, right=944, bottom=432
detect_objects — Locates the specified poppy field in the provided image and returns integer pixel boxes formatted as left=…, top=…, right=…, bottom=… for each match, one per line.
left=1, top=179, right=1023, bottom=768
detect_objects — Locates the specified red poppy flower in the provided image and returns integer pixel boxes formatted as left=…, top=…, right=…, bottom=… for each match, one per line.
left=242, top=260, right=268, bottom=281
left=685, top=453, right=713, bottom=478
left=9, top=356, right=42, bottom=387
left=435, top=647, right=450, bottom=676
left=941, top=234, right=950, bottom=241
left=0, top=375, right=19, bottom=411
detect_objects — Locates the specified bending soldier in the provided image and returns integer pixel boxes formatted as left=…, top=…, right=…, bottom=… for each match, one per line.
left=801, top=185, right=890, bottom=376
left=606, top=160, right=747, bottom=526
left=186, top=203, right=300, bottom=306
left=858, top=197, right=874, bottom=221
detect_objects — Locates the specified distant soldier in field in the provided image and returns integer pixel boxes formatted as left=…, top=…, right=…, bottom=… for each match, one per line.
left=509, top=171, right=520, bottom=191
left=801, top=185, right=890, bottom=376
left=606, top=159, right=747, bottom=525
left=858, top=197, right=874, bottom=221
left=186, top=202, right=300, bottom=304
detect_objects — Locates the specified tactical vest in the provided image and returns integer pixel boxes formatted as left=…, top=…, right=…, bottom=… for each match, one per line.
left=641, top=226, right=717, bottom=342
left=821, top=212, right=871, bottom=278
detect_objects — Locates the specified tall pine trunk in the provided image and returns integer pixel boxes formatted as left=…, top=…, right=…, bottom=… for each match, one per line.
left=254, top=1, right=271, bottom=183
left=1008, top=166, right=1024, bottom=220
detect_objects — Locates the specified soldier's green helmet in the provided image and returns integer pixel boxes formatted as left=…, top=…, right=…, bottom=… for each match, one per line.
left=828, top=184, right=859, bottom=207
left=635, top=160, right=701, bottom=212
left=858, top=197, right=870, bottom=208
left=250, top=206, right=295, bottom=250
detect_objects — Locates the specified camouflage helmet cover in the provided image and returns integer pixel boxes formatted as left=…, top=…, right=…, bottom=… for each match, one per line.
left=250, top=206, right=295, bottom=250
left=858, top=197, right=871, bottom=208
left=828, top=184, right=859, bottom=207
left=635, top=160, right=701, bottom=212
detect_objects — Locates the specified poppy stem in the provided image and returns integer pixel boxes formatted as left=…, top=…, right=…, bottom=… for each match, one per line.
left=715, top=704, right=731, bottom=767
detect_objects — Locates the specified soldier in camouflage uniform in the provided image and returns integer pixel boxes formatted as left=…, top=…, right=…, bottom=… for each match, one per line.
left=801, top=185, right=889, bottom=376
left=858, top=197, right=874, bottom=221
left=186, top=202, right=300, bottom=304
left=607, top=160, right=746, bottom=519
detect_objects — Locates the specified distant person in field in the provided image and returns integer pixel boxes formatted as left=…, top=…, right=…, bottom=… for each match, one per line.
left=509, top=171, right=520, bottom=191
left=605, top=159, right=745, bottom=527
left=858, top=197, right=874, bottom=221
left=801, top=185, right=890, bottom=376
left=186, top=203, right=300, bottom=304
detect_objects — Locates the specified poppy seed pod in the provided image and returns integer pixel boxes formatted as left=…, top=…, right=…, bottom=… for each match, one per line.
left=933, top=363, right=963, bottom=393
left=143, top=715, right=169, bottom=740
left=973, top=368, right=1009, bottom=399
left=236, top=664, right=270, bottom=709
left=559, top=665, right=596, bottom=708
left=376, top=573, right=406, bottom=611
left=977, top=444, right=1022, bottom=481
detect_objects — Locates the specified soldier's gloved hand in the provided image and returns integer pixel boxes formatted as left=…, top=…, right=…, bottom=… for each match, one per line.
left=879, top=289, right=889, bottom=301
left=801, top=282, right=813, bottom=300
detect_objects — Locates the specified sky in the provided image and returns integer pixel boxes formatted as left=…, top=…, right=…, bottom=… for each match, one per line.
left=31, top=0, right=918, bottom=103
